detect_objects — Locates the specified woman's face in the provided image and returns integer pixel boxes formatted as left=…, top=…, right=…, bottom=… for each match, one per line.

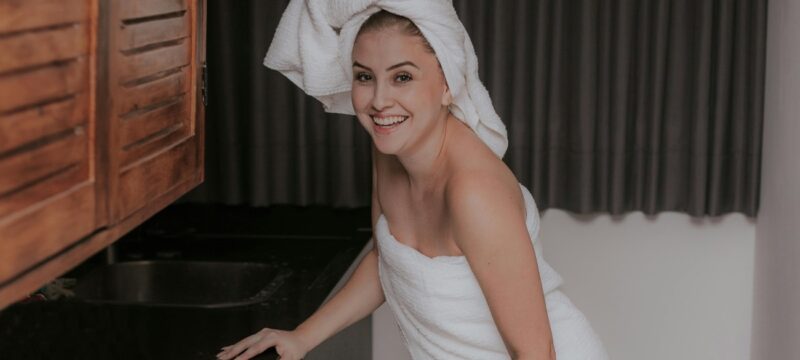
left=351, top=26, right=451, bottom=155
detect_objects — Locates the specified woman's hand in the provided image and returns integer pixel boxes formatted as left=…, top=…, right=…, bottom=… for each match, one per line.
left=216, top=327, right=311, bottom=360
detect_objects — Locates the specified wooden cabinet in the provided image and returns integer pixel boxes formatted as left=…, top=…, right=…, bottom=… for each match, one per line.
left=0, top=0, right=206, bottom=310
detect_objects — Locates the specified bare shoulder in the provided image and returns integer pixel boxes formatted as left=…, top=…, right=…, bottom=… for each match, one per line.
left=444, top=117, right=522, bottom=214
left=444, top=165, right=532, bottom=272
left=445, top=168, right=524, bottom=221
left=444, top=152, right=526, bottom=233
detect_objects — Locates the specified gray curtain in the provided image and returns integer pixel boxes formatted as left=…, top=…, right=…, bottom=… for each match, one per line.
left=185, top=0, right=766, bottom=217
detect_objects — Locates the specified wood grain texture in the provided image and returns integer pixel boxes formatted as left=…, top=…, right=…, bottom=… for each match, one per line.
left=0, top=0, right=88, bottom=34
left=119, top=12, right=189, bottom=51
left=0, top=131, right=88, bottom=196
left=119, top=0, right=186, bottom=20
left=0, top=183, right=95, bottom=286
left=120, top=96, right=188, bottom=148
left=0, top=175, right=200, bottom=309
left=0, top=0, right=100, bottom=310
left=117, top=65, right=189, bottom=115
left=117, top=137, right=197, bottom=224
left=108, top=0, right=202, bottom=221
left=0, top=165, right=86, bottom=218
left=0, top=23, right=88, bottom=74
left=119, top=125, right=188, bottom=168
left=0, top=58, right=88, bottom=113
left=118, top=40, right=189, bottom=84
left=92, top=0, right=110, bottom=229
left=0, top=94, right=88, bottom=154
left=0, top=0, right=207, bottom=312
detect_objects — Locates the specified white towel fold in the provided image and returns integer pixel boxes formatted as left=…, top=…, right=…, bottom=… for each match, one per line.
left=264, top=0, right=510, bottom=158
left=376, top=183, right=609, bottom=359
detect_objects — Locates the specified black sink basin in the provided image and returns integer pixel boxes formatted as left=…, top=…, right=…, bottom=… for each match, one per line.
left=72, top=260, right=292, bottom=308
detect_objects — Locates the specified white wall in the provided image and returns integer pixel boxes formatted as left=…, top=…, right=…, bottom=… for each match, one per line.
left=373, top=211, right=756, bottom=360
left=540, top=210, right=755, bottom=360
left=751, top=0, right=800, bottom=358
left=373, top=303, right=412, bottom=360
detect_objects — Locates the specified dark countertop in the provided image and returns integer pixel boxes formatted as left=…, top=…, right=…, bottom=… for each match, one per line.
left=0, top=203, right=372, bottom=360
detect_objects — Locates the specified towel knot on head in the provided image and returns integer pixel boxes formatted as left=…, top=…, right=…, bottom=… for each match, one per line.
left=264, top=0, right=509, bottom=158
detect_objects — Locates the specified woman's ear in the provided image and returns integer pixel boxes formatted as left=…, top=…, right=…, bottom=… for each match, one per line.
left=441, top=85, right=453, bottom=107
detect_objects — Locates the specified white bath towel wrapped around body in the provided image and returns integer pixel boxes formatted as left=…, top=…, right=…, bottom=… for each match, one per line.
left=376, top=183, right=609, bottom=359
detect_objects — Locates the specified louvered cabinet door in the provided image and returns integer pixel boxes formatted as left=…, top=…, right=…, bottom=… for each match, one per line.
left=0, top=0, right=103, bottom=294
left=107, top=0, right=205, bottom=223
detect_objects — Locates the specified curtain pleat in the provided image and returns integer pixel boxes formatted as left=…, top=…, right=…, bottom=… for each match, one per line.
left=184, top=0, right=766, bottom=217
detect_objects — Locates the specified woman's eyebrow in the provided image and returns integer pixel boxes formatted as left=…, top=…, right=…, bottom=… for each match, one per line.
left=352, top=61, right=419, bottom=71
left=352, top=61, right=372, bottom=70
left=386, top=61, right=419, bottom=71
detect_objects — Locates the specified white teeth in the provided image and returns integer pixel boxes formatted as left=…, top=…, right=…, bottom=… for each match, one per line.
left=372, top=116, right=408, bottom=126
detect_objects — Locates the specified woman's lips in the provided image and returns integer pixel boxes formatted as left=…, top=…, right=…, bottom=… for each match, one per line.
left=371, top=115, right=408, bottom=134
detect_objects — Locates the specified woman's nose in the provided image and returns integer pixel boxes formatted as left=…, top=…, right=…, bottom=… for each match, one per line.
left=371, top=83, right=394, bottom=110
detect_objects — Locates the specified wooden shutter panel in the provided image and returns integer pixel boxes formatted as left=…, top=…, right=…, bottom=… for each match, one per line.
left=0, top=0, right=100, bottom=286
left=107, top=0, right=204, bottom=222
left=0, top=0, right=205, bottom=310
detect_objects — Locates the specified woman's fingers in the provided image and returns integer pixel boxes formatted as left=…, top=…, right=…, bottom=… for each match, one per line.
left=232, top=339, right=275, bottom=360
left=217, top=331, right=263, bottom=359
left=218, top=328, right=278, bottom=360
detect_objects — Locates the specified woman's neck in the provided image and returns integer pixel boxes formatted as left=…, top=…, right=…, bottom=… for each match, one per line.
left=395, top=110, right=454, bottom=193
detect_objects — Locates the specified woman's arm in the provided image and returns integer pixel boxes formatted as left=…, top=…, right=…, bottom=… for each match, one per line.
left=293, top=144, right=385, bottom=349
left=293, top=245, right=384, bottom=350
left=219, top=146, right=386, bottom=360
left=220, top=245, right=384, bottom=360
left=446, top=173, right=555, bottom=360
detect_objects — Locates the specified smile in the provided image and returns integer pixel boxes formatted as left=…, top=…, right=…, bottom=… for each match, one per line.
left=371, top=115, right=408, bottom=127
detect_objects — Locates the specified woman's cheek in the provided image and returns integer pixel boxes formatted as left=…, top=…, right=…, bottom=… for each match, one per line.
left=356, top=115, right=371, bottom=133
left=352, top=83, right=374, bottom=102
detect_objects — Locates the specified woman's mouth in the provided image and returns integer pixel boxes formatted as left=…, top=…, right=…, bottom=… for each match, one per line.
left=371, top=115, right=408, bottom=133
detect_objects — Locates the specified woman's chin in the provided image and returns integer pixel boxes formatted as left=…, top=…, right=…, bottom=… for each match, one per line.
left=372, top=140, right=401, bottom=155
left=370, top=122, right=410, bottom=154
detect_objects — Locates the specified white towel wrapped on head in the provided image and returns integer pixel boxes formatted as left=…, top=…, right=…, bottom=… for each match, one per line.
left=263, top=0, right=509, bottom=159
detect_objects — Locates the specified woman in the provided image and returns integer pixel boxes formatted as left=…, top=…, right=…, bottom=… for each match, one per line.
left=217, top=2, right=607, bottom=360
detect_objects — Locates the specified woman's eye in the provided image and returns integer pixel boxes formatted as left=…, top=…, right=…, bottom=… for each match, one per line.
left=355, top=72, right=372, bottom=82
left=396, top=73, right=412, bottom=82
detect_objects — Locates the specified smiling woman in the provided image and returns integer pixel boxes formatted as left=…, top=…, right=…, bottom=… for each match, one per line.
left=350, top=18, right=451, bottom=156
left=217, top=2, right=608, bottom=360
